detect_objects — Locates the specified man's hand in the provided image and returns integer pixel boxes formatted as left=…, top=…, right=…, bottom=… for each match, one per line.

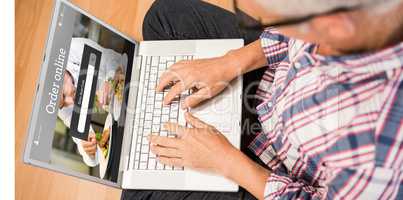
left=148, top=112, right=236, bottom=174
left=82, top=132, right=97, bottom=158
left=149, top=112, right=270, bottom=199
left=157, top=55, right=240, bottom=109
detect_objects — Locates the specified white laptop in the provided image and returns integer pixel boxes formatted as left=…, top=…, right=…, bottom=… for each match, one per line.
left=23, top=0, right=243, bottom=192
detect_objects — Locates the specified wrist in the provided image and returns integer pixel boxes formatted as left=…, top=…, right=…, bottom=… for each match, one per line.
left=220, top=50, right=244, bottom=81
left=217, top=146, right=243, bottom=178
left=218, top=146, right=271, bottom=199
left=223, top=39, right=268, bottom=77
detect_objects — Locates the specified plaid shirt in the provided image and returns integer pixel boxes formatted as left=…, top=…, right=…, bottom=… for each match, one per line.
left=249, top=28, right=403, bottom=199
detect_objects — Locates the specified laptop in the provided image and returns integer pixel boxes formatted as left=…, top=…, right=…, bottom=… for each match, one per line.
left=23, top=0, right=243, bottom=192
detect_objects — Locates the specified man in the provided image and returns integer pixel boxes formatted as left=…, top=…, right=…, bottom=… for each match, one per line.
left=122, top=0, right=403, bottom=199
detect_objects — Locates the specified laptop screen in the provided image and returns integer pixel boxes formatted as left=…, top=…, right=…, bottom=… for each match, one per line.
left=25, top=0, right=136, bottom=185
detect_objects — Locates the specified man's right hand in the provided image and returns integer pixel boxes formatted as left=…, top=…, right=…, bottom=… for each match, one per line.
left=157, top=54, right=240, bottom=109
left=157, top=40, right=268, bottom=109
left=82, top=132, right=97, bottom=158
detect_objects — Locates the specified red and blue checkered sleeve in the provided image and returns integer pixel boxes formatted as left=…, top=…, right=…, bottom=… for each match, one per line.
left=259, top=28, right=290, bottom=69
left=263, top=171, right=323, bottom=200
left=260, top=28, right=318, bottom=69
left=262, top=166, right=401, bottom=199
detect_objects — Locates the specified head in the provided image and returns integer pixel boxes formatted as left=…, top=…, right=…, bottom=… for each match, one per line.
left=59, top=71, right=76, bottom=108
left=259, top=0, right=403, bottom=55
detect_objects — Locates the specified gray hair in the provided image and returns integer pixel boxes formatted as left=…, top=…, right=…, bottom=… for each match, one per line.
left=256, top=0, right=402, bottom=18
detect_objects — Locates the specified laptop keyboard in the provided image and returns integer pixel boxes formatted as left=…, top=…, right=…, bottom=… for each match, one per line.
left=130, top=55, right=193, bottom=170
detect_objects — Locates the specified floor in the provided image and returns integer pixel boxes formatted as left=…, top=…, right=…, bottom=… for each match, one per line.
left=15, top=0, right=235, bottom=199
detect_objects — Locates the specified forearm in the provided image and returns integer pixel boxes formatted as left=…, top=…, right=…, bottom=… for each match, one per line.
left=225, top=39, right=268, bottom=77
left=220, top=147, right=270, bottom=200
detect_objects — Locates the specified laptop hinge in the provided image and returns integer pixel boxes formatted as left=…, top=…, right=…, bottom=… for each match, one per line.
left=118, top=54, right=143, bottom=180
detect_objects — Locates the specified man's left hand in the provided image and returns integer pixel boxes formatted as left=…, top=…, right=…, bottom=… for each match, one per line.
left=148, top=112, right=236, bottom=175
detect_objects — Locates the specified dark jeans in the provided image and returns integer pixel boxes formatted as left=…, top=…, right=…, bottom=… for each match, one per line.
left=122, top=0, right=265, bottom=199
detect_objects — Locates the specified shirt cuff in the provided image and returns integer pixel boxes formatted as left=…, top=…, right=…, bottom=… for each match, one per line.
left=263, top=172, right=321, bottom=199
left=260, top=28, right=290, bottom=69
left=264, top=173, right=292, bottom=199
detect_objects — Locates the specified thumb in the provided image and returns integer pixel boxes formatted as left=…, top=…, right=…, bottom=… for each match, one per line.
left=184, top=112, right=209, bottom=129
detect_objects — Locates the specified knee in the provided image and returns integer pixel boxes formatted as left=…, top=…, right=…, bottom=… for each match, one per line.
left=142, top=0, right=162, bottom=38
left=143, top=0, right=193, bottom=40
left=143, top=0, right=165, bottom=24
left=144, top=0, right=184, bottom=16
left=142, top=0, right=178, bottom=40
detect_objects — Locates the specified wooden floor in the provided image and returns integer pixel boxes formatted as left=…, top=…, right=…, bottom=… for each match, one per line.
left=15, top=0, right=235, bottom=199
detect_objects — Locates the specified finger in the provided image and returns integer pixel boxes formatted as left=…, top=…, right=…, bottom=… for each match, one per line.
left=150, top=145, right=181, bottom=158
left=89, top=137, right=96, bottom=144
left=82, top=142, right=96, bottom=149
left=87, top=151, right=96, bottom=156
left=148, top=135, right=181, bottom=148
left=156, top=70, right=180, bottom=92
left=88, top=132, right=96, bottom=140
left=163, top=82, right=186, bottom=105
left=184, top=112, right=209, bottom=128
left=157, top=156, right=184, bottom=167
left=83, top=144, right=96, bottom=154
left=87, top=148, right=96, bottom=155
left=182, top=87, right=211, bottom=109
left=82, top=141, right=94, bottom=148
left=163, top=123, right=188, bottom=138
left=86, top=134, right=96, bottom=143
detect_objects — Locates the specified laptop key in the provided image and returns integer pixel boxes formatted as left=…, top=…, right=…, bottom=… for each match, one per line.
left=139, top=162, right=147, bottom=170
left=156, top=162, right=164, bottom=170
left=148, top=158, right=156, bottom=170
left=132, top=55, right=188, bottom=171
